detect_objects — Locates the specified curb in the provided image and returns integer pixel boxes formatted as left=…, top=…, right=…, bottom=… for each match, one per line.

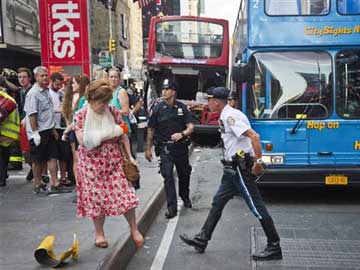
left=97, top=183, right=165, bottom=270
left=97, top=145, right=194, bottom=270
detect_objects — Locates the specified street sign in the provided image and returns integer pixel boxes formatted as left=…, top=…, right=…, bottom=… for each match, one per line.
left=99, top=57, right=112, bottom=67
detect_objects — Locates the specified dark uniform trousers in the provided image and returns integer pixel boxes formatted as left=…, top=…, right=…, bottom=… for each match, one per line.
left=0, top=146, right=10, bottom=186
left=159, top=144, right=192, bottom=211
left=199, top=158, right=280, bottom=245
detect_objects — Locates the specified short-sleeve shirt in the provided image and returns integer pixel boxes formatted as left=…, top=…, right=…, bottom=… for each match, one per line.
left=49, top=88, right=64, bottom=129
left=220, top=104, right=254, bottom=161
left=24, top=83, right=55, bottom=139
left=110, top=87, right=131, bottom=133
left=148, top=100, right=193, bottom=142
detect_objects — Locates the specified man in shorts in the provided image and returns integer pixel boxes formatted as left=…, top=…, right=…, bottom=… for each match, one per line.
left=48, top=72, right=72, bottom=186
left=24, top=66, right=66, bottom=195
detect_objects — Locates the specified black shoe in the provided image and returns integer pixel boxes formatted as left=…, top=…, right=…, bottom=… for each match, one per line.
left=0, top=181, right=6, bottom=187
left=34, top=186, right=49, bottom=196
left=183, top=198, right=192, bottom=208
left=48, top=184, right=73, bottom=194
left=179, top=233, right=207, bottom=253
left=42, top=175, right=50, bottom=183
left=165, top=208, right=177, bottom=219
left=26, top=170, right=33, bottom=181
left=252, top=244, right=282, bottom=260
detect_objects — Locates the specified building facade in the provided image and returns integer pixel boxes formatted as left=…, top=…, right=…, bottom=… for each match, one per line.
left=128, top=0, right=143, bottom=81
left=0, top=0, right=40, bottom=77
left=181, top=0, right=200, bottom=16
left=90, top=0, right=143, bottom=81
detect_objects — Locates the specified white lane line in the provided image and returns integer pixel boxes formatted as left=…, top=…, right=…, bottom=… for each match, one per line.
left=150, top=201, right=183, bottom=270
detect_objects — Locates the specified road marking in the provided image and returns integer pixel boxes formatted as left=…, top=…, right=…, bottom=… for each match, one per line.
left=150, top=201, right=183, bottom=270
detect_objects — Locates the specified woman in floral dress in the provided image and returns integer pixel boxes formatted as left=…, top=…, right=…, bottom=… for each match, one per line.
left=74, top=79, right=143, bottom=248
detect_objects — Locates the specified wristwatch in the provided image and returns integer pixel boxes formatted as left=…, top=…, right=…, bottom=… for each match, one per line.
left=255, top=158, right=263, bottom=164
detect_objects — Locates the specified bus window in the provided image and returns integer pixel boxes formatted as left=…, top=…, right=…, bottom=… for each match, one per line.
left=247, top=51, right=332, bottom=120
left=266, top=0, right=330, bottom=15
left=337, top=0, right=360, bottom=15
left=155, top=20, right=224, bottom=59
left=336, top=50, right=360, bottom=118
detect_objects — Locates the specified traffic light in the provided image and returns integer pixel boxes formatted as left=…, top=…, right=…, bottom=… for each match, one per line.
left=108, top=39, right=116, bottom=53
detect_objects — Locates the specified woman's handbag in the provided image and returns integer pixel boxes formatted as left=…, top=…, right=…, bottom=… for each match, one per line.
left=108, top=106, right=139, bottom=181
left=120, top=142, right=140, bottom=182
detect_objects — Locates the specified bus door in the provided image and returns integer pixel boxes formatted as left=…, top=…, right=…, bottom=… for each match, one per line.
left=307, top=119, right=337, bottom=165
left=247, top=51, right=333, bottom=166
left=309, top=49, right=360, bottom=166
left=328, top=49, right=360, bottom=166
left=308, top=122, right=358, bottom=167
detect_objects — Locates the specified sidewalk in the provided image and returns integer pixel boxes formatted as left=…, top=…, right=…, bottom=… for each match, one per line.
left=0, top=153, right=165, bottom=270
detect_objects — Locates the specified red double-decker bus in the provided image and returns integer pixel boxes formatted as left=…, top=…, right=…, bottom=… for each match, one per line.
left=144, top=15, right=229, bottom=144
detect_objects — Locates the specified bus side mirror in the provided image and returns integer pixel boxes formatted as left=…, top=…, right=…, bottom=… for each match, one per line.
left=231, top=63, right=250, bottom=83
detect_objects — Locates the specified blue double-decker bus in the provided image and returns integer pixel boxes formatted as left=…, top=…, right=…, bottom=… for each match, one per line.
left=231, top=0, right=360, bottom=186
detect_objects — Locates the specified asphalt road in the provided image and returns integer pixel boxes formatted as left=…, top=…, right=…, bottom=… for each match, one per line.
left=126, top=147, right=360, bottom=270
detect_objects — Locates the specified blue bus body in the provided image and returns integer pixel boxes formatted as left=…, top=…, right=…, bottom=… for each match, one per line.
left=232, top=0, right=360, bottom=185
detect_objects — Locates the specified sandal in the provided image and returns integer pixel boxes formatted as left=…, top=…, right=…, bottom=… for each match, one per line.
left=59, top=177, right=72, bottom=186
left=95, top=240, right=108, bottom=248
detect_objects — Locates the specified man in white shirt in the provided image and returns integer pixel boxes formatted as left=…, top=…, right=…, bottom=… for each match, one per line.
left=49, top=72, right=72, bottom=187
left=180, top=87, right=282, bottom=260
left=24, top=67, right=64, bottom=195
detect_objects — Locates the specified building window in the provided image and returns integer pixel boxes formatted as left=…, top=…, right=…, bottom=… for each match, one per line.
left=121, top=14, right=127, bottom=39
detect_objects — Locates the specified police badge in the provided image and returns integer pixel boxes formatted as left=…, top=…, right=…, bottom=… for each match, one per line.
left=227, top=116, right=235, bottom=126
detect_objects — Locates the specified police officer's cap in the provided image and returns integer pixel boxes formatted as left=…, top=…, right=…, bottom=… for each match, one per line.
left=207, top=86, right=229, bottom=99
left=227, top=91, right=238, bottom=100
left=162, top=79, right=177, bottom=91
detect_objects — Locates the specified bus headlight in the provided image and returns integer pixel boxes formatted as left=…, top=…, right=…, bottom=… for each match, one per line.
left=262, top=154, right=284, bottom=165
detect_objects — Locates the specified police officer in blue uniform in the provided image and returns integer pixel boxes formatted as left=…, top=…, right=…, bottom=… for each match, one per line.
left=179, top=87, right=282, bottom=260
left=145, top=79, right=195, bottom=219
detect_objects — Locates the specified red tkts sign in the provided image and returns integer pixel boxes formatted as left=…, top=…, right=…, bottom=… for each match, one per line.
left=39, top=0, right=90, bottom=76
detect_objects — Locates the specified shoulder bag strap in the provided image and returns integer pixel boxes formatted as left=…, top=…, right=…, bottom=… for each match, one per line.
left=109, top=106, right=129, bottom=160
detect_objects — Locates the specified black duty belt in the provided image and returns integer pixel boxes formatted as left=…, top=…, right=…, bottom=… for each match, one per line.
left=221, top=159, right=235, bottom=169
left=160, top=137, right=190, bottom=146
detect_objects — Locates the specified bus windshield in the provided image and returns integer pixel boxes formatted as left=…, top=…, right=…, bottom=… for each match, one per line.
left=155, top=20, right=224, bottom=59
left=247, top=51, right=333, bottom=120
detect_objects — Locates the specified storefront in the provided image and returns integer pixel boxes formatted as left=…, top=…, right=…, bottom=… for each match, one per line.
left=0, top=0, right=40, bottom=73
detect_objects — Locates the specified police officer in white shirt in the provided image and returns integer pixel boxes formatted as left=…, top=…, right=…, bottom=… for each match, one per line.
left=180, top=86, right=282, bottom=260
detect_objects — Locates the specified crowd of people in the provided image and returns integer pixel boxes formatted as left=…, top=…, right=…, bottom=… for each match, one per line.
left=1, top=67, right=282, bottom=259
left=0, top=66, right=144, bottom=248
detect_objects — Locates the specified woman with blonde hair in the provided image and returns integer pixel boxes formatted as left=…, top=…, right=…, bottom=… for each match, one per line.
left=108, top=68, right=142, bottom=189
left=74, top=79, right=143, bottom=248
left=108, top=68, right=131, bottom=132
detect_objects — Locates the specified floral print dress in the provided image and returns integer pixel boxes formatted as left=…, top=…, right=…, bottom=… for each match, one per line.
left=74, top=106, right=139, bottom=218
